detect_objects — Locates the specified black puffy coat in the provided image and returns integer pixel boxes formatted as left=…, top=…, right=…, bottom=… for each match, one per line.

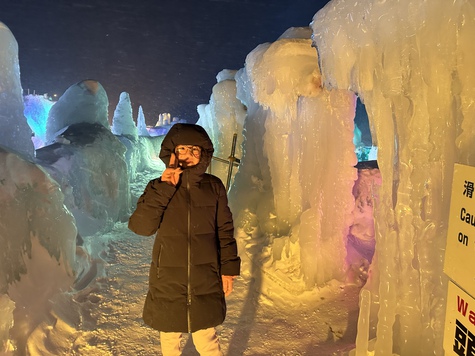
left=128, top=124, right=241, bottom=333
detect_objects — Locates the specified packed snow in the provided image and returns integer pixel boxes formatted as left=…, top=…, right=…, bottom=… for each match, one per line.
left=1, top=0, right=475, bottom=355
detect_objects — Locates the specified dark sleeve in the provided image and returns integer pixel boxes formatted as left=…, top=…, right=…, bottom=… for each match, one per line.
left=216, top=181, right=241, bottom=276
left=128, top=178, right=177, bottom=236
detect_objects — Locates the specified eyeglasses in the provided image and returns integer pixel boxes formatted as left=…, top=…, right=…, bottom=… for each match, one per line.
left=175, top=145, right=202, bottom=157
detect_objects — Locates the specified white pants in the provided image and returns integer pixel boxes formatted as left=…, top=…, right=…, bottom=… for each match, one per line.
left=160, top=327, right=223, bottom=356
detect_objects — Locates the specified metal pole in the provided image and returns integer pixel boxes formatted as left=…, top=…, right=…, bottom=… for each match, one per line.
left=225, top=134, right=238, bottom=191
left=209, top=133, right=240, bottom=192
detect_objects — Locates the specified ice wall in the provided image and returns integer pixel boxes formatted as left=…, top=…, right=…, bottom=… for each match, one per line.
left=312, top=0, right=475, bottom=354
left=45, top=80, right=110, bottom=144
left=36, top=123, right=131, bottom=237
left=0, top=146, right=76, bottom=351
left=0, top=22, right=34, bottom=159
left=230, top=29, right=358, bottom=290
left=134, top=135, right=165, bottom=175
left=0, top=294, right=14, bottom=352
left=197, top=69, right=246, bottom=186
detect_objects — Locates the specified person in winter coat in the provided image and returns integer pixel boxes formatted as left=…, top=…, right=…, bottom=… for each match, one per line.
left=128, top=123, right=241, bottom=356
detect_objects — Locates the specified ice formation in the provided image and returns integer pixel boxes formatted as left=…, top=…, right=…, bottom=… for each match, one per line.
left=111, top=92, right=142, bottom=180
left=136, top=105, right=150, bottom=137
left=36, top=123, right=131, bottom=237
left=229, top=28, right=358, bottom=291
left=0, top=22, right=34, bottom=159
left=197, top=69, right=246, bottom=186
left=0, top=36, right=161, bottom=348
left=45, top=80, right=110, bottom=144
left=23, top=94, right=56, bottom=149
left=0, top=146, right=76, bottom=351
left=111, top=92, right=138, bottom=141
left=312, top=0, right=475, bottom=354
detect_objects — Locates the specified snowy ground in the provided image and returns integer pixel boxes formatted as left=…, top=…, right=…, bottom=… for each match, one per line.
left=44, top=169, right=362, bottom=356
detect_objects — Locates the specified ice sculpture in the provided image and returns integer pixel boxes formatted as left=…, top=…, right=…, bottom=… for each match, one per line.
left=45, top=80, right=110, bottom=144
left=135, top=134, right=165, bottom=174
left=23, top=94, right=56, bottom=149
left=197, top=69, right=246, bottom=186
left=0, top=146, right=76, bottom=351
left=0, top=22, right=34, bottom=159
left=111, top=92, right=140, bottom=180
left=111, top=92, right=138, bottom=141
left=36, top=123, right=131, bottom=237
left=230, top=28, right=358, bottom=290
left=137, top=105, right=150, bottom=137
left=312, top=0, right=475, bottom=354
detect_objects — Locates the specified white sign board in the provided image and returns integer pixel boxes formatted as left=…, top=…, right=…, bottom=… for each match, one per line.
left=444, top=163, right=475, bottom=297
left=444, top=280, right=475, bottom=355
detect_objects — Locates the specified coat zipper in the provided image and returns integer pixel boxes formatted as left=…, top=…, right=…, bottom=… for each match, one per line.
left=186, top=172, right=192, bottom=333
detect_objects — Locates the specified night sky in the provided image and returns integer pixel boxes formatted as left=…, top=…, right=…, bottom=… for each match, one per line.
left=2, top=0, right=330, bottom=124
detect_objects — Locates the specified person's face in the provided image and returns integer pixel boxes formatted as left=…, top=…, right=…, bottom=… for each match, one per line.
left=175, top=145, right=201, bottom=167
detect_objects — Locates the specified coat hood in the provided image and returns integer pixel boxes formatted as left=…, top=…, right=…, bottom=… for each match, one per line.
left=159, top=124, right=214, bottom=174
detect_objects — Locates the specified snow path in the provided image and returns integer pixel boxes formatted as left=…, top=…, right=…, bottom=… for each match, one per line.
left=72, top=227, right=360, bottom=355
